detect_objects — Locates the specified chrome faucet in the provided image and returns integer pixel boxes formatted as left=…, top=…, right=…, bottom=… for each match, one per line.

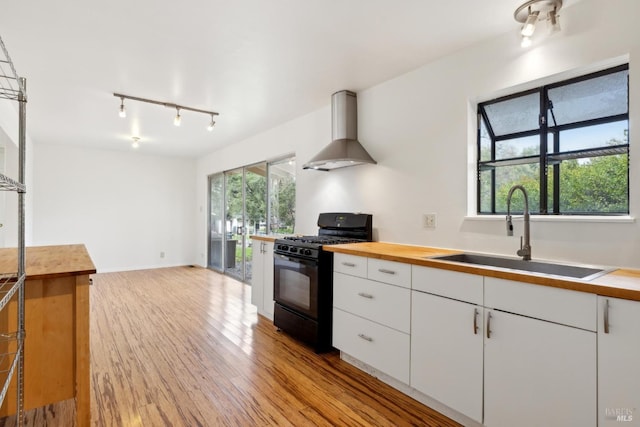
left=506, top=185, right=531, bottom=261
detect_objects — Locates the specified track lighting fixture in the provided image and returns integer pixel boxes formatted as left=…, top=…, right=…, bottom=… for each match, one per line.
left=131, top=136, right=140, bottom=149
left=514, top=0, right=563, bottom=47
left=119, top=97, right=126, bottom=118
left=113, top=93, right=219, bottom=130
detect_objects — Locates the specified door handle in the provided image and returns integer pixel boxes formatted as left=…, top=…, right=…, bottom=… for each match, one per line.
left=357, top=292, right=374, bottom=299
left=378, top=268, right=396, bottom=275
left=473, top=308, right=479, bottom=335
left=342, top=262, right=356, bottom=267
left=486, top=312, right=492, bottom=339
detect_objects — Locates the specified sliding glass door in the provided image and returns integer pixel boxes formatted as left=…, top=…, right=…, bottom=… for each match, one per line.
left=209, top=163, right=267, bottom=282
left=208, top=173, right=224, bottom=270
left=208, top=156, right=294, bottom=282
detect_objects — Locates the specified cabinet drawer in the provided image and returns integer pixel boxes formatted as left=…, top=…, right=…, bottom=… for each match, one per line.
left=333, top=308, right=410, bottom=383
left=485, top=277, right=597, bottom=331
left=334, top=272, right=410, bottom=333
left=412, top=265, right=483, bottom=304
left=367, top=258, right=411, bottom=288
left=334, top=253, right=367, bottom=278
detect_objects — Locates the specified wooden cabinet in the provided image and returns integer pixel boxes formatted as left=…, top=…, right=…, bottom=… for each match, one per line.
left=484, top=278, right=597, bottom=427
left=333, top=254, right=410, bottom=383
left=250, top=240, right=274, bottom=319
left=0, top=245, right=95, bottom=427
left=598, top=296, right=640, bottom=426
left=411, top=291, right=483, bottom=423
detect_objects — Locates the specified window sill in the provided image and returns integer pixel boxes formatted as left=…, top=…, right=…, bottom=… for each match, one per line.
left=464, top=215, right=635, bottom=224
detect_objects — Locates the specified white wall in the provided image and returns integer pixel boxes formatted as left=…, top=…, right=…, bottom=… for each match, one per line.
left=33, top=144, right=196, bottom=272
left=196, top=0, right=640, bottom=269
left=0, top=99, right=35, bottom=247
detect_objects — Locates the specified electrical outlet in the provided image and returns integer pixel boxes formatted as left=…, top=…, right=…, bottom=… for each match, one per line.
left=423, top=213, right=436, bottom=229
left=160, top=251, right=165, bottom=258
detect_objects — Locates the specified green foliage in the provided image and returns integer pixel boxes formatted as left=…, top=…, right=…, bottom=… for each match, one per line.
left=481, top=137, right=628, bottom=214
left=559, top=154, right=628, bottom=213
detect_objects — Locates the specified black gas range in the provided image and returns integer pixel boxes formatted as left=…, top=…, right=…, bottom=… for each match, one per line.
left=273, top=213, right=373, bottom=352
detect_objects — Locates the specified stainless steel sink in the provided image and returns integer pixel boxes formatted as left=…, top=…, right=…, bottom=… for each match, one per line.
left=430, top=253, right=610, bottom=280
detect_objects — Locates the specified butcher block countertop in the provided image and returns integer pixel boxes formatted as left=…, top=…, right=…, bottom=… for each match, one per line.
left=0, top=244, right=97, bottom=280
left=251, top=235, right=279, bottom=243
left=324, top=242, right=640, bottom=302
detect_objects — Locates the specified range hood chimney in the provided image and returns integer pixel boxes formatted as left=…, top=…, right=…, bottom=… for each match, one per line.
left=303, top=90, right=377, bottom=171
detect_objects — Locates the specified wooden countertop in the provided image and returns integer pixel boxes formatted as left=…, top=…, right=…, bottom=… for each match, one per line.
left=250, top=235, right=278, bottom=243
left=0, top=244, right=97, bottom=280
left=324, top=242, right=640, bottom=302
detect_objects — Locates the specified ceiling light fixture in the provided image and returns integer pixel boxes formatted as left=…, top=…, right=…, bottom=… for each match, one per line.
left=119, top=97, right=126, bottom=118
left=514, top=0, right=563, bottom=47
left=131, top=136, right=140, bottom=149
left=113, top=93, right=219, bottom=129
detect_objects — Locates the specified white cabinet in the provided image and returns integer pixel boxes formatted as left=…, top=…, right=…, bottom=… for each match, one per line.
left=333, top=254, right=411, bottom=383
left=484, top=278, right=596, bottom=427
left=411, top=291, right=483, bottom=423
left=598, top=296, right=640, bottom=426
left=250, top=240, right=274, bottom=319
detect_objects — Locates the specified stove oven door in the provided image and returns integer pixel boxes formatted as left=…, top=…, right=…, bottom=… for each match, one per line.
left=273, top=253, right=319, bottom=320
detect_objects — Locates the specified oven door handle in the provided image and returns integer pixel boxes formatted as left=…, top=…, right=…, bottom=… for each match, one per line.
left=275, top=253, right=317, bottom=267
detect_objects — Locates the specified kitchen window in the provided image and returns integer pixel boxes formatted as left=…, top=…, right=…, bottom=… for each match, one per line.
left=477, top=64, right=629, bottom=215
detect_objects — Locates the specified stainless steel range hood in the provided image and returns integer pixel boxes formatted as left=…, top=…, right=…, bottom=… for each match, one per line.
left=303, top=90, right=377, bottom=171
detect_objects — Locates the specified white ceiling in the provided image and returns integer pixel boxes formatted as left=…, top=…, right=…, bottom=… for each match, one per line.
left=0, top=1, right=580, bottom=158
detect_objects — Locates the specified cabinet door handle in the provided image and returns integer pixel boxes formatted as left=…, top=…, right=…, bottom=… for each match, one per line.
left=486, top=312, right=492, bottom=339
left=358, top=333, right=373, bottom=342
left=473, top=308, right=479, bottom=335
left=378, top=268, right=396, bottom=275
left=357, top=292, right=374, bottom=299
left=342, top=262, right=356, bottom=267
left=604, top=299, right=610, bottom=334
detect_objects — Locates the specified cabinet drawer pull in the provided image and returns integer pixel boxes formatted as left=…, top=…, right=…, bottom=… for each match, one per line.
left=357, top=292, right=374, bottom=299
left=604, top=299, right=610, bottom=334
left=473, top=308, right=479, bottom=335
left=358, top=333, right=373, bottom=342
left=378, top=268, right=396, bottom=275
left=342, top=262, right=357, bottom=267
left=486, top=312, right=492, bottom=339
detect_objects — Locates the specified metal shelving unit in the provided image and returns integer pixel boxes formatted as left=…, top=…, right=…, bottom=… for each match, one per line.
left=0, top=35, right=26, bottom=426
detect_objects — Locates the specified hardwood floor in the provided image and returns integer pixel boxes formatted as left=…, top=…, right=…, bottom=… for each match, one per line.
left=2, top=266, right=460, bottom=426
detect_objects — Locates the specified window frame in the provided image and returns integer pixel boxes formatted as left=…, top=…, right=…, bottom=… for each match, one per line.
left=477, top=64, right=629, bottom=216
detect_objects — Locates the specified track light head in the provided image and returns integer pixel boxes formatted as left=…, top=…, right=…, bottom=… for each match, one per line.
left=521, top=10, right=539, bottom=37
left=119, top=97, right=126, bottom=118
left=174, top=108, right=181, bottom=126
left=131, top=136, right=140, bottom=149
left=207, top=115, right=216, bottom=131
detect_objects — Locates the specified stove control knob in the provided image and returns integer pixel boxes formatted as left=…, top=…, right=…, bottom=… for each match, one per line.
left=304, top=249, right=312, bottom=256
left=290, top=247, right=298, bottom=253
left=279, top=245, right=288, bottom=251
